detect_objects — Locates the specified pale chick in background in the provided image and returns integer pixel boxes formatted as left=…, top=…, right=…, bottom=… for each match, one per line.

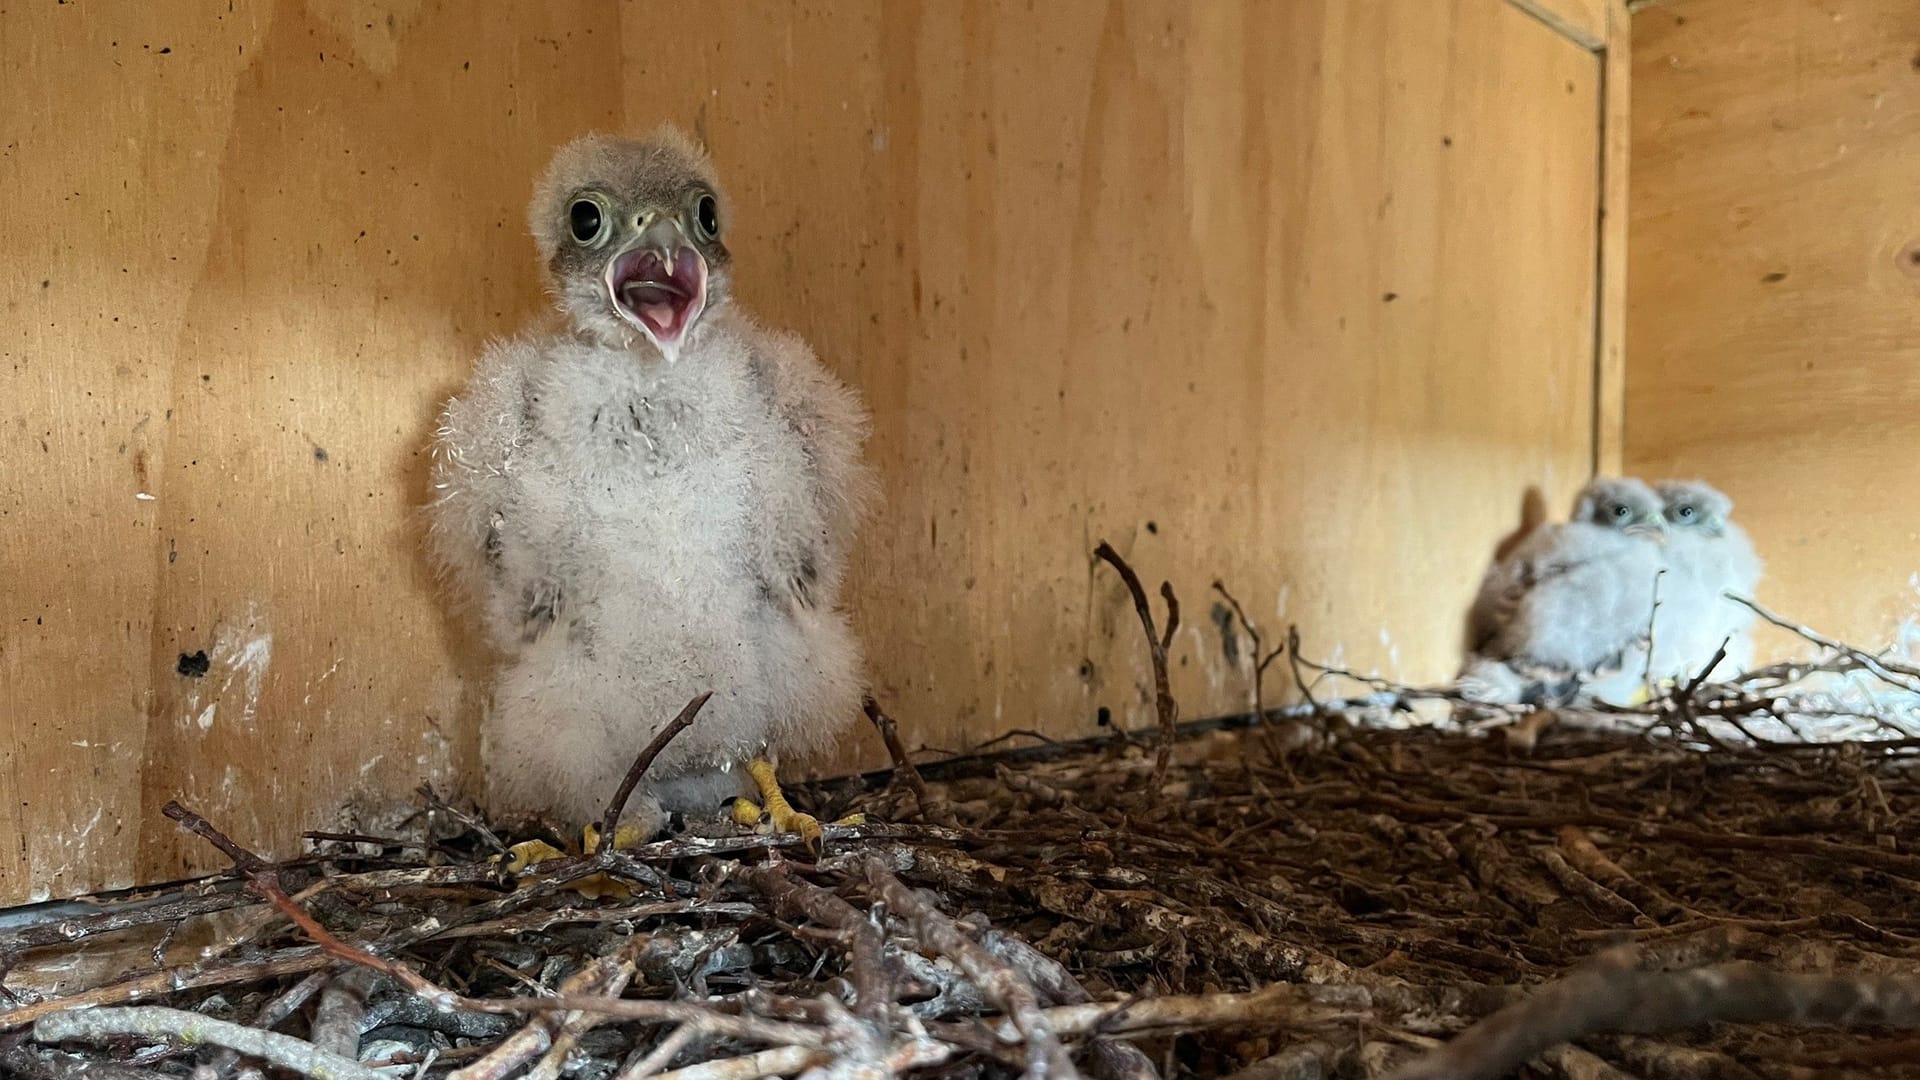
left=1649, top=479, right=1762, bottom=681
left=428, top=126, right=875, bottom=863
left=1458, top=477, right=1667, bottom=706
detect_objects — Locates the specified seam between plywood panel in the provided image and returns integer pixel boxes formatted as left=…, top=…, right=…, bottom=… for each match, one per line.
left=1506, top=0, right=1608, bottom=51
left=1592, top=0, right=1631, bottom=475
left=1506, top=0, right=1627, bottom=478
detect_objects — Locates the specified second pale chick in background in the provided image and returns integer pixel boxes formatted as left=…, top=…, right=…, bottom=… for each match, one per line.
left=1459, top=477, right=1666, bottom=706
left=428, top=126, right=875, bottom=852
left=1650, top=479, right=1762, bottom=680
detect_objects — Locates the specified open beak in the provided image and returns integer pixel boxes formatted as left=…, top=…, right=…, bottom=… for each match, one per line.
left=604, top=219, right=708, bottom=362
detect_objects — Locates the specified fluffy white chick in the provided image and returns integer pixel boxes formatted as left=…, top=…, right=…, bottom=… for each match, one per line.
left=1651, top=479, right=1762, bottom=679
left=427, top=126, right=874, bottom=851
left=1459, top=478, right=1666, bottom=705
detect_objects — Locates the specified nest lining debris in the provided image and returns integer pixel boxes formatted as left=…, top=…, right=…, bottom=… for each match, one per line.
left=5, top=548, right=1920, bottom=1080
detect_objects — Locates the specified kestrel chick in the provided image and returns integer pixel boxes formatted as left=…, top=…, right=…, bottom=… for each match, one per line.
left=1459, top=477, right=1666, bottom=705
left=1652, top=479, right=1761, bottom=679
left=428, top=126, right=875, bottom=854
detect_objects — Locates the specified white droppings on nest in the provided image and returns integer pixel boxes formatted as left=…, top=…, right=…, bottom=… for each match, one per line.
left=195, top=703, right=217, bottom=732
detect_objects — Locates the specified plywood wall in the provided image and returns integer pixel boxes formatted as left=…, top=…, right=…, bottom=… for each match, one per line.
left=1627, top=0, right=1920, bottom=658
left=1, top=0, right=1612, bottom=904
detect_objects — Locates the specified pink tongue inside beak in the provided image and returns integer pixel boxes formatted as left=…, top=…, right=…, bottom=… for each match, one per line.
left=608, top=248, right=706, bottom=348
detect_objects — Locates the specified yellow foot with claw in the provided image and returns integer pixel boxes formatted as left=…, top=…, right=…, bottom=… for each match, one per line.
left=493, top=820, right=650, bottom=899
left=498, top=838, right=569, bottom=875
left=730, top=797, right=771, bottom=832
left=732, top=758, right=866, bottom=853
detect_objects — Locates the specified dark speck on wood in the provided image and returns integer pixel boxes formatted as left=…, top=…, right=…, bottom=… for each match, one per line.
left=1383, top=291, right=1398, bottom=302
left=1761, top=271, right=1787, bottom=284
left=176, top=650, right=210, bottom=678
left=313, top=447, right=328, bottom=462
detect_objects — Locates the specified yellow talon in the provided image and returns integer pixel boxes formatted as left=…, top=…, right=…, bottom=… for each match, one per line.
left=496, top=819, right=651, bottom=899
left=570, top=871, right=633, bottom=902
left=833, top=813, right=866, bottom=826
left=496, top=839, right=569, bottom=875
left=583, top=820, right=650, bottom=852
left=746, top=757, right=824, bottom=851
left=730, top=797, right=770, bottom=830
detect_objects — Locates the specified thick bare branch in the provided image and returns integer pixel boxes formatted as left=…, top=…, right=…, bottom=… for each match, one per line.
left=1389, top=950, right=1920, bottom=1080
left=33, top=1006, right=386, bottom=1080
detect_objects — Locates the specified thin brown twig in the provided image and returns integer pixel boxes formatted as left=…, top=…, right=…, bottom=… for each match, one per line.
left=1731, top=594, right=1920, bottom=691
left=1286, top=625, right=1322, bottom=712
left=864, top=695, right=955, bottom=826
left=162, top=801, right=444, bottom=996
left=0, top=885, right=260, bottom=953
left=1213, top=580, right=1286, bottom=725
left=1094, top=540, right=1180, bottom=785
left=598, top=691, right=711, bottom=855
left=0, top=947, right=335, bottom=1030
left=418, top=783, right=511, bottom=856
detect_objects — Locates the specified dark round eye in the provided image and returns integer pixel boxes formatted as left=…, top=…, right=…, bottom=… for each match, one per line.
left=1612, top=504, right=1630, bottom=519
left=1677, top=505, right=1696, bottom=519
left=694, top=193, right=720, bottom=240
left=567, top=198, right=604, bottom=245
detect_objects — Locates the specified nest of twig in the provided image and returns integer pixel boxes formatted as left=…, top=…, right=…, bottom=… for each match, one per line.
left=5, top=693, right=1920, bottom=1080
left=5, top=548, right=1920, bottom=1079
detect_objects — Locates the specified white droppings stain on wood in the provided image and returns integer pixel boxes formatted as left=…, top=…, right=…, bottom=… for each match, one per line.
left=1273, top=584, right=1291, bottom=623
left=211, top=605, right=274, bottom=727
left=1186, top=623, right=1225, bottom=698
left=1378, top=626, right=1403, bottom=680
left=303, top=656, right=344, bottom=705
left=73, top=807, right=104, bottom=843
left=181, top=602, right=275, bottom=733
